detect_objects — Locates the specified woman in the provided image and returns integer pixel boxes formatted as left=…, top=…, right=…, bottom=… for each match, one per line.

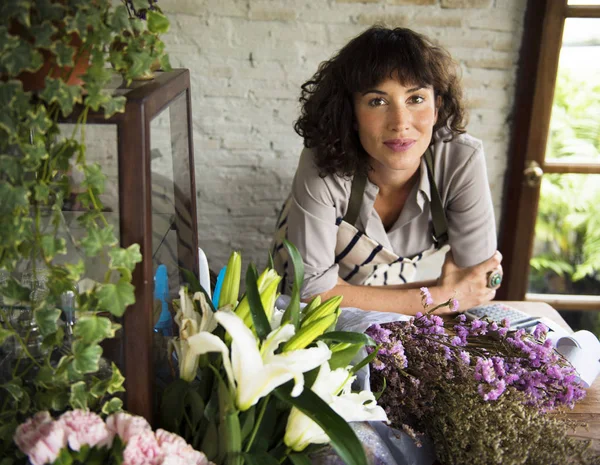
left=272, top=26, right=502, bottom=315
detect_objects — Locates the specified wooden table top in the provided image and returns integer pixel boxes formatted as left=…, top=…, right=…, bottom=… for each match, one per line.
left=499, top=301, right=600, bottom=445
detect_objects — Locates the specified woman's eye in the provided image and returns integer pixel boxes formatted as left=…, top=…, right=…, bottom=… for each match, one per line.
left=409, top=95, right=425, bottom=104
left=368, top=97, right=386, bottom=107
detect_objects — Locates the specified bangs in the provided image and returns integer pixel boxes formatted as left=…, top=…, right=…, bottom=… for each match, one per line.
left=340, top=28, right=436, bottom=93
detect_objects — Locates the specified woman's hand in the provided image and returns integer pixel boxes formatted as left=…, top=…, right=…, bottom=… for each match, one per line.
left=437, top=250, right=503, bottom=312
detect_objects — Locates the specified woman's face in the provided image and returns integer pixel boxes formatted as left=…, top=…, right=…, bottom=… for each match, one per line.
left=353, top=78, right=438, bottom=175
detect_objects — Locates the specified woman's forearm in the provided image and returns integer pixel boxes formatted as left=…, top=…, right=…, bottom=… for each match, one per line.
left=312, top=279, right=454, bottom=316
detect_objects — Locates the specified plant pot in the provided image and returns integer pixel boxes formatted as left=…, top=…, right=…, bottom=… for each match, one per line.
left=17, top=32, right=90, bottom=92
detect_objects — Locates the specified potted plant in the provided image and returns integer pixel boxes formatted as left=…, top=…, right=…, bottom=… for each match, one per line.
left=0, top=0, right=171, bottom=460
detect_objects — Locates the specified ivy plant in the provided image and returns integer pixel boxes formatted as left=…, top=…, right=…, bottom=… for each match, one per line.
left=0, top=0, right=171, bottom=460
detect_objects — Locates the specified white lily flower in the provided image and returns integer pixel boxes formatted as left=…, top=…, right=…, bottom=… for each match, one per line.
left=188, top=310, right=331, bottom=411
left=284, top=362, right=388, bottom=452
left=171, top=288, right=217, bottom=382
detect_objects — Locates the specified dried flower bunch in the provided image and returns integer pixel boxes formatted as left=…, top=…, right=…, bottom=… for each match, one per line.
left=366, top=289, right=599, bottom=465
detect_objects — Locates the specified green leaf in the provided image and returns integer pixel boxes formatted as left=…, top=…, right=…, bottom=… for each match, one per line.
left=0, top=277, right=30, bottom=305
left=54, top=41, right=75, bottom=67
left=160, top=378, right=189, bottom=432
left=97, top=280, right=136, bottom=317
left=109, top=244, right=142, bottom=274
left=82, top=163, right=107, bottom=194
left=64, top=260, right=85, bottom=282
left=289, top=453, right=313, bottom=465
left=0, top=327, right=14, bottom=344
left=102, top=95, right=126, bottom=118
left=107, top=363, right=126, bottom=395
left=72, top=340, right=102, bottom=374
left=147, top=10, right=170, bottom=34
left=1, top=41, right=43, bottom=75
left=245, top=264, right=271, bottom=341
left=39, top=77, right=83, bottom=116
left=275, top=386, right=367, bottom=465
left=0, top=183, right=29, bottom=215
left=40, top=235, right=67, bottom=260
left=74, top=315, right=119, bottom=345
left=31, top=23, right=56, bottom=49
left=101, top=397, right=123, bottom=415
left=243, top=452, right=279, bottom=465
left=316, top=331, right=376, bottom=346
left=1, top=379, right=23, bottom=402
left=201, top=420, right=219, bottom=461
left=281, top=240, right=304, bottom=328
left=223, top=412, right=242, bottom=465
left=70, top=381, right=88, bottom=410
left=181, top=268, right=217, bottom=313
left=131, top=0, right=150, bottom=11
left=328, top=344, right=363, bottom=371
left=111, top=5, right=131, bottom=32
left=239, top=406, right=255, bottom=442
left=35, top=307, right=62, bottom=337
left=80, top=225, right=116, bottom=256
left=350, top=345, right=380, bottom=375
left=0, top=155, right=23, bottom=182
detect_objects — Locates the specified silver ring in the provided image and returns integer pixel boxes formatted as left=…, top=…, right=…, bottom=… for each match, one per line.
left=487, top=270, right=503, bottom=289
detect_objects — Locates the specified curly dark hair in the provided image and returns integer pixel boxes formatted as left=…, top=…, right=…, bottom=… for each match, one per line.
left=294, top=26, right=467, bottom=177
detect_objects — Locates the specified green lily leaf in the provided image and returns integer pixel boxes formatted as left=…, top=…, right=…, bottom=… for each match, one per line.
left=245, top=264, right=270, bottom=341
left=316, top=331, right=376, bottom=346
left=281, top=240, right=304, bottom=328
left=70, top=381, right=88, bottom=410
left=72, top=340, right=102, bottom=374
left=109, top=244, right=142, bottom=274
left=239, top=405, right=255, bottom=442
left=160, top=378, right=189, bottom=432
left=243, top=452, right=279, bottom=465
left=328, top=344, right=363, bottom=371
left=289, top=453, right=312, bottom=465
left=147, top=10, right=170, bottom=34
left=275, top=385, right=367, bottom=465
left=102, top=397, right=123, bottom=415
left=74, top=315, right=120, bottom=345
left=350, top=345, right=381, bottom=375
left=97, top=280, right=136, bottom=317
left=181, top=267, right=217, bottom=313
left=35, top=307, right=62, bottom=337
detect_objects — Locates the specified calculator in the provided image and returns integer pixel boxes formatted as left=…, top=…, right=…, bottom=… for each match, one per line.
left=465, top=303, right=538, bottom=328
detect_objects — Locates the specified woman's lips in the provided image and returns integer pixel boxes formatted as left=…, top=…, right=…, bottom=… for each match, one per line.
left=383, top=139, right=416, bottom=152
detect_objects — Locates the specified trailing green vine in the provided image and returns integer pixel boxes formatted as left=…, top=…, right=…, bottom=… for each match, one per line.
left=0, top=0, right=171, bottom=461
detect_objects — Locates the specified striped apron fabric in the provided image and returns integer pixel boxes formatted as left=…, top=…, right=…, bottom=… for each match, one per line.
left=272, top=149, right=449, bottom=292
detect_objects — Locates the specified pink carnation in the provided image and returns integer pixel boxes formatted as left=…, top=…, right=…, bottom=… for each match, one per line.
left=58, top=409, right=114, bottom=451
left=14, top=411, right=67, bottom=465
left=122, top=430, right=162, bottom=465
left=106, top=412, right=152, bottom=443
left=156, top=429, right=212, bottom=465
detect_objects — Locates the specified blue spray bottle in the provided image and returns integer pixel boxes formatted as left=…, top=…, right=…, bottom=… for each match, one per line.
left=154, top=265, right=173, bottom=336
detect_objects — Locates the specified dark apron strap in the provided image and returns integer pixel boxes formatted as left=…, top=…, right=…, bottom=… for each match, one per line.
left=342, top=147, right=449, bottom=247
left=424, top=148, right=449, bottom=247
left=342, top=170, right=367, bottom=227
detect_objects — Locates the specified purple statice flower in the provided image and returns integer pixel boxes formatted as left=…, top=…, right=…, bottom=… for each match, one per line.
left=477, top=379, right=506, bottom=401
left=420, top=287, right=434, bottom=307
left=474, top=357, right=496, bottom=383
left=469, top=319, right=489, bottom=336
left=533, top=322, right=548, bottom=340
left=449, top=298, right=459, bottom=312
left=366, top=324, right=392, bottom=344
left=458, top=351, right=471, bottom=365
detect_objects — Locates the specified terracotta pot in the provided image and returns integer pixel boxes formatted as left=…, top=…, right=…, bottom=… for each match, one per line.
left=17, top=33, right=90, bottom=92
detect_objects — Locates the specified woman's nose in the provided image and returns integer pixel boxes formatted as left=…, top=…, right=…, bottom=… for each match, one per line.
left=388, top=105, right=411, bottom=132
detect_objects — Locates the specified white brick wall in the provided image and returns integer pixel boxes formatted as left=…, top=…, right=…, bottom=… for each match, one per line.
left=160, top=0, right=527, bottom=271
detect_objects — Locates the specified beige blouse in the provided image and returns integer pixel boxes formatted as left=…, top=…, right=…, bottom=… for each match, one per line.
left=286, top=127, right=497, bottom=298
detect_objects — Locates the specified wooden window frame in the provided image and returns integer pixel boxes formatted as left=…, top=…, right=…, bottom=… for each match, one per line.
left=497, top=1, right=600, bottom=310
